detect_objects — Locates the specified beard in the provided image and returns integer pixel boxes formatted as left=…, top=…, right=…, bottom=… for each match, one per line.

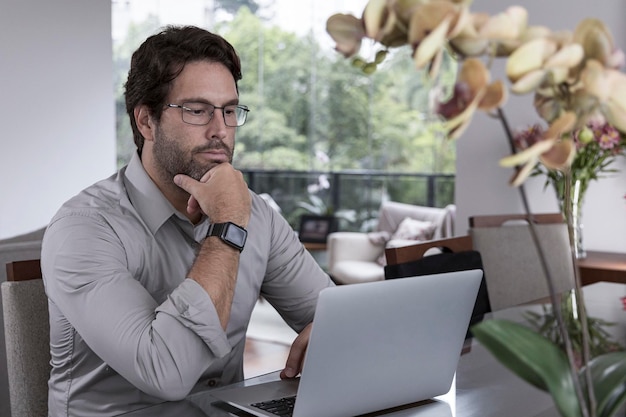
left=152, top=124, right=234, bottom=182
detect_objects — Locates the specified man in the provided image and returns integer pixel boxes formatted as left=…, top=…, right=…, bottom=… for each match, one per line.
left=41, top=25, right=334, bottom=416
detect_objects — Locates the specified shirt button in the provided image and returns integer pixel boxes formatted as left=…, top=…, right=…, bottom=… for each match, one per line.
left=207, top=379, right=217, bottom=387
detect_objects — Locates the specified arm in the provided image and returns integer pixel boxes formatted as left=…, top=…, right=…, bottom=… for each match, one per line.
left=248, top=201, right=334, bottom=378
left=43, top=163, right=251, bottom=400
left=42, top=218, right=225, bottom=400
left=175, top=163, right=251, bottom=329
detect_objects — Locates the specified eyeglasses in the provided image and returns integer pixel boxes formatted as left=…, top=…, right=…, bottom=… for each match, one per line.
left=165, top=102, right=250, bottom=127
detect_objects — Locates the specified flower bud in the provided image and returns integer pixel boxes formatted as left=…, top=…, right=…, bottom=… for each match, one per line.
left=578, top=126, right=594, bottom=144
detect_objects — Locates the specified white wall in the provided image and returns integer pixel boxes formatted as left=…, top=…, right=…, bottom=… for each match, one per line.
left=0, top=0, right=115, bottom=239
left=455, top=0, right=626, bottom=253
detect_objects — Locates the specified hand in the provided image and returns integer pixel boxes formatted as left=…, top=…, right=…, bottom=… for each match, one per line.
left=184, top=170, right=212, bottom=218
left=280, top=323, right=312, bottom=379
left=174, top=163, right=251, bottom=227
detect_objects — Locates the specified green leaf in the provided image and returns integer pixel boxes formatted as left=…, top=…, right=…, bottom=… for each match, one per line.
left=583, top=352, right=626, bottom=417
left=472, top=319, right=581, bottom=417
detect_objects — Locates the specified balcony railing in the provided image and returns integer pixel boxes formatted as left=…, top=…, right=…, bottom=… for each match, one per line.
left=242, top=169, right=455, bottom=232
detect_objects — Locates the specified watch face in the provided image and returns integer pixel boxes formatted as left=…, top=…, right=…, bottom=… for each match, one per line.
left=225, top=223, right=247, bottom=248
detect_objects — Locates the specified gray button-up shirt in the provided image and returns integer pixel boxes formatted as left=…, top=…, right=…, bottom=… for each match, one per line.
left=41, top=153, right=334, bottom=416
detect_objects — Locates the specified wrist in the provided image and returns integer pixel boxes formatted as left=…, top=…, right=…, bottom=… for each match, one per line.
left=206, top=222, right=247, bottom=252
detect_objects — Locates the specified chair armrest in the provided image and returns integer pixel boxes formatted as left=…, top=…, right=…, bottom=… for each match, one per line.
left=327, top=232, right=383, bottom=270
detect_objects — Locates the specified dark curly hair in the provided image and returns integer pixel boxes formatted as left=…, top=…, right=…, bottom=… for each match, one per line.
left=124, top=25, right=242, bottom=153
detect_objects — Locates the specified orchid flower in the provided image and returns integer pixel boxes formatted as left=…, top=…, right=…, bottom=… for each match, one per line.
left=500, top=112, right=577, bottom=186
left=580, top=60, right=626, bottom=133
left=438, top=58, right=507, bottom=139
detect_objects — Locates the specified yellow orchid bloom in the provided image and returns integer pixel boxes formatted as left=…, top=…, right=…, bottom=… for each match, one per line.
left=408, top=1, right=469, bottom=78
left=581, top=60, right=626, bottom=133
left=326, top=14, right=365, bottom=57
left=438, top=59, right=507, bottom=138
left=500, top=112, right=577, bottom=186
left=505, top=35, right=584, bottom=96
left=574, top=18, right=615, bottom=68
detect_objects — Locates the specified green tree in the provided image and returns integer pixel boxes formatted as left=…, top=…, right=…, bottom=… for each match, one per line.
left=216, top=0, right=259, bottom=14
left=114, top=16, right=162, bottom=167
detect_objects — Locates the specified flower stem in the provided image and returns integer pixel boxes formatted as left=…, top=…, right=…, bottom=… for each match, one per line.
left=496, top=107, right=592, bottom=417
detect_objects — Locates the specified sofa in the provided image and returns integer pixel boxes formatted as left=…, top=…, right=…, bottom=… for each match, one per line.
left=327, top=202, right=456, bottom=284
left=0, top=227, right=46, bottom=417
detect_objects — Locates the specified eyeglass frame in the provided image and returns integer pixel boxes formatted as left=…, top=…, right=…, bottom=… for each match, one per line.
left=164, top=102, right=250, bottom=127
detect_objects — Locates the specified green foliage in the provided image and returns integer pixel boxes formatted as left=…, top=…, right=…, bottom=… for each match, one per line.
left=114, top=7, right=457, bottom=174
left=473, top=319, right=626, bottom=417
left=216, top=0, right=259, bottom=14
left=472, top=319, right=582, bottom=417
left=524, top=292, right=623, bottom=360
left=112, top=6, right=457, bottom=230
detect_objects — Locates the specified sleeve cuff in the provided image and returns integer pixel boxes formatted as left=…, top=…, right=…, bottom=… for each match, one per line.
left=156, top=279, right=231, bottom=358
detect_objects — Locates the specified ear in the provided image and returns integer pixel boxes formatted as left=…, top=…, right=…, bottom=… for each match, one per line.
left=134, top=105, right=156, bottom=143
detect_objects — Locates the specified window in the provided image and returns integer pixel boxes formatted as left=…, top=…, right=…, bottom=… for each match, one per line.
left=112, top=0, right=456, bottom=231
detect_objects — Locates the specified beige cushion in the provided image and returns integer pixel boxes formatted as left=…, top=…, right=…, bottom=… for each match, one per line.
left=331, top=261, right=385, bottom=284
left=390, top=218, right=436, bottom=241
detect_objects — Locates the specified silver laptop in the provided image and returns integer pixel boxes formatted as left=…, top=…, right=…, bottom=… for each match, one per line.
left=213, top=269, right=482, bottom=417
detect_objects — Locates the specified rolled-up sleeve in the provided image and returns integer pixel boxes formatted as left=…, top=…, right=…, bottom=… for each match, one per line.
left=156, top=279, right=231, bottom=357
left=43, top=213, right=230, bottom=400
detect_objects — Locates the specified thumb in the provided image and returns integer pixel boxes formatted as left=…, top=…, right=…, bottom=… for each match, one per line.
left=173, top=173, right=199, bottom=194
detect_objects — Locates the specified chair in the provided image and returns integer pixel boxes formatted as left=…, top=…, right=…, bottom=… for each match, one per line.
left=2, top=259, right=50, bottom=417
left=384, top=236, right=491, bottom=340
left=0, top=227, right=45, bottom=417
left=327, top=201, right=456, bottom=284
left=469, top=213, right=575, bottom=310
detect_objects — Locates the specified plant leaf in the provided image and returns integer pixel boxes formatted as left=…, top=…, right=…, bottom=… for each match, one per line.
left=472, top=319, right=581, bottom=417
left=583, top=352, right=626, bottom=417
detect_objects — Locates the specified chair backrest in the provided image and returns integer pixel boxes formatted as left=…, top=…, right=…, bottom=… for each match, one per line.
left=469, top=213, right=575, bottom=310
left=2, top=259, right=50, bottom=417
left=0, top=229, right=45, bottom=417
left=384, top=236, right=491, bottom=341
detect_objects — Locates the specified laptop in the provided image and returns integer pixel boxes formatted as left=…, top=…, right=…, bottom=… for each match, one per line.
left=213, top=269, right=482, bottom=417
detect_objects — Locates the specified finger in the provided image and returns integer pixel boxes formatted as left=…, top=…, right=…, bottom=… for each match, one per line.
left=187, top=195, right=202, bottom=216
left=173, top=174, right=199, bottom=195
left=280, top=325, right=311, bottom=379
left=199, top=169, right=213, bottom=183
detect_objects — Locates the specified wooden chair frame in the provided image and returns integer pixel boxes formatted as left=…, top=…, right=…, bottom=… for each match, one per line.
left=385, top=235, right=473, bottom=266
left=6, top=259, right=42, bottom=282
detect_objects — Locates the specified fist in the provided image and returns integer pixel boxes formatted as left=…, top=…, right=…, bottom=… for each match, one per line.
left=174, top=163, right=251, bottom=227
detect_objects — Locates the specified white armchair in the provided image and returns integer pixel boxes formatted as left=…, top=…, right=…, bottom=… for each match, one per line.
left=327, top=202, right=456, bottom=284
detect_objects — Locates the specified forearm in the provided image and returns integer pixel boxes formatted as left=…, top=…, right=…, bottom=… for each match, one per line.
left=188, top=237, right=241, bottom=329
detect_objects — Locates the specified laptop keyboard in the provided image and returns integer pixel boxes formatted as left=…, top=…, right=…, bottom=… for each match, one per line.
left=252, top=395, right=296, bottom=416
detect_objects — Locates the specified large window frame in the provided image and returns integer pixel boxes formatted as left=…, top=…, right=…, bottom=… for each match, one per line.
left=112, top=0, right=457, bottom=231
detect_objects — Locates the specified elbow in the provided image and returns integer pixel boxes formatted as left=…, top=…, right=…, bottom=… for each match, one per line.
left=156, top=389, right=191, bottom=402
left=142, top=381, right=194, bottom=401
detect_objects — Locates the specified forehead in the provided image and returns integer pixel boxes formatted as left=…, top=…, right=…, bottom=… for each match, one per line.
left=169, top=60, right=238, bottom=101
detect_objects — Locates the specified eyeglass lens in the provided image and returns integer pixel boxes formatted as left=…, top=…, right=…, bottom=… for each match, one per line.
left=180, top=102, right=248, bottom=127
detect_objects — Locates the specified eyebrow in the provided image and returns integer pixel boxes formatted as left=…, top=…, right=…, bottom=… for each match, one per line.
left=179, top=98, right=240, bottom=106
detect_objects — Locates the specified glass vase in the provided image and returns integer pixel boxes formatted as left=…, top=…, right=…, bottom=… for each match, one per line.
left=560, top=178, right=587, bottom=259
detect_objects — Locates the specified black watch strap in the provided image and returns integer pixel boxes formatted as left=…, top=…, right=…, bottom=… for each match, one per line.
left=206, top=222, right=247, bottom=252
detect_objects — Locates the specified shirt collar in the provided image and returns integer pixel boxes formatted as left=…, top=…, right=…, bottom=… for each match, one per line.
left=123, top=152, right=182, bottom=235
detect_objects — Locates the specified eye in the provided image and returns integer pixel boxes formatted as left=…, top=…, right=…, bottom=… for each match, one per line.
left=223, top=106, right=237, bottom=116
left=183, top=102, right=212, bottom=117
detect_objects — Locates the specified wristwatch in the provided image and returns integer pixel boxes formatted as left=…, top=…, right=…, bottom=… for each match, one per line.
left=206, top=222, right=247, bottom=252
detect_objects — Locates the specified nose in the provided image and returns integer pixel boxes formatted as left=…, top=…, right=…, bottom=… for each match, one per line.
left=206, top=108, right=228, bottom=137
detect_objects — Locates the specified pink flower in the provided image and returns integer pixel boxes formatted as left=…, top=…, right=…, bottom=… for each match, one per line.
left=513, top=124, right=544, bottom=151
left=573, top=122, right=622, bottom=151
left=594, top=123, right=621, bottom=150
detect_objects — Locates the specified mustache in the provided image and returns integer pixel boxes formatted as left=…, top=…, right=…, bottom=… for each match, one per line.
left=193, top=141, right=231, bottom=154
